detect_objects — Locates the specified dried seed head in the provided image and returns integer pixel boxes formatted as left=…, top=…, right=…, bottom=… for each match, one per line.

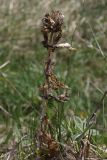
left=42, top=10, right=64, bottom=33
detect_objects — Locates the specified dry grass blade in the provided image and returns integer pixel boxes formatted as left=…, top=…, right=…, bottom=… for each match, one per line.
left=0, top=61, right=10, bottom=69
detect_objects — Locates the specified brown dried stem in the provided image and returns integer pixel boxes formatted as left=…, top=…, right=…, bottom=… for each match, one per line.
left=36, top=10, right=75, bottom=159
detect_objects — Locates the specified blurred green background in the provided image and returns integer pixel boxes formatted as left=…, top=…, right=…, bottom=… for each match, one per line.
left=0, top=0, right=107, bottom=150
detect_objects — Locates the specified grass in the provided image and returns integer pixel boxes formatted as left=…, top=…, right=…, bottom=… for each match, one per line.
left=0, top=1, right=107, bottom=159
left=0, top=41, right=107, bottom=159
left=0, top=40, right=107, bottom=159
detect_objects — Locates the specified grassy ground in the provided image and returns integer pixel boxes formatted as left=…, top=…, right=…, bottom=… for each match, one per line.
left=0, top=0, right=107, bottom=159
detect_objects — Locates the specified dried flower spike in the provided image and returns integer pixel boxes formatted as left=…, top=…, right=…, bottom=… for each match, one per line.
left=42, top=10, right=64, bottom=32
left=40, top=10, right=72, bottom=102
left=41, top=10, right=64, bottom=48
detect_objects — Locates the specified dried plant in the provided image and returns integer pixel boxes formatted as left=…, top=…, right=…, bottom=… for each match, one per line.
left=35, top=10, right=76, bottom=159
